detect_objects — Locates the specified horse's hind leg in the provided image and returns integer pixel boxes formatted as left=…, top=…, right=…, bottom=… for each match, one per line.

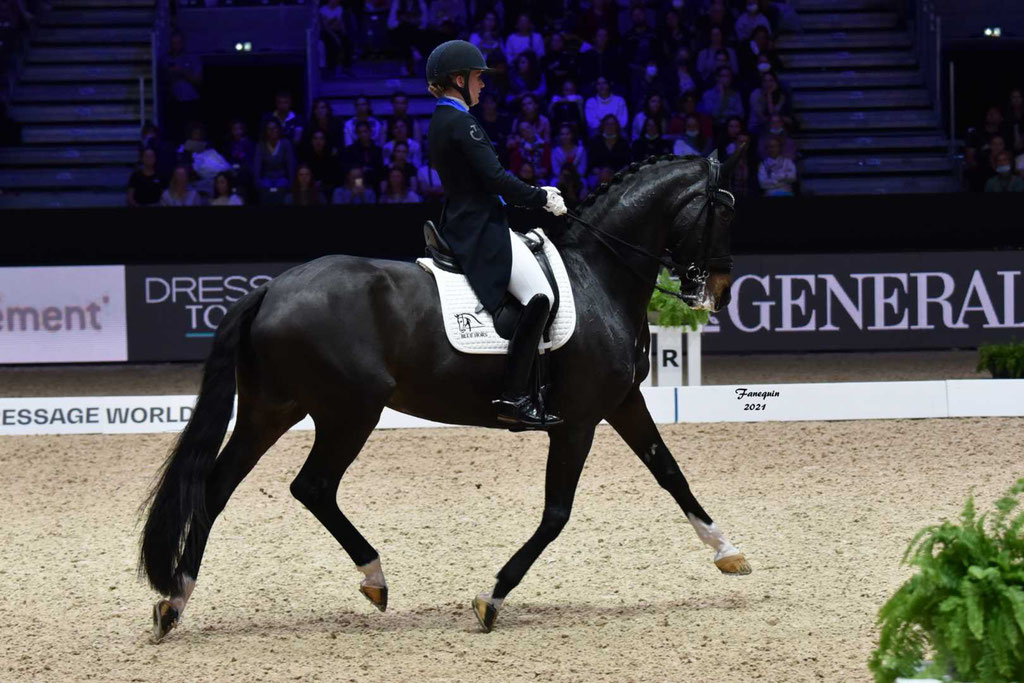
left=153, top=399, right=303, bottom=640
left=473, top=424, right=596, bottom=632
left=289, top=407, right=388, bottom=611
left=606, top=387, right=751, bottom=575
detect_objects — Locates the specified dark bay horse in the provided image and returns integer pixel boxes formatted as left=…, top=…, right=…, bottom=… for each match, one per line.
left=141, top=152, right=752, bottom=640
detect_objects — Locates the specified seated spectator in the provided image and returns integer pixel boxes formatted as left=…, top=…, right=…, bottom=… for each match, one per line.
left=735, top=0, right=772, bottom=42
left=140, top=121, right=176, bottom=181
left=758, top=113, right=797, bottom=160
left=555, top=162, right=588, bottom=209
left=586, top=114, right=631, bottom=177
left=633, top=117, right=672, bottom=159
left=477, top=91, right=512, bottom=162
left=417, top=159, right=445, bottom=201
left=549, top=79, right=585, bottom=133
left=387, top=0, right=429, bottom=77
left=758, top=136, right=797, bottom=196
left=697, top=0, right=735, bottom=41
left=632, top=59, right=668, bottom=110
left=1007, top=88, right=1024, bottom=155
left=631, top=92, right=669, bottom=142
left=984, top=152, right=1024, bottom=192
left=300, top=129, right=341, bottom=198
left=332, top=167, right=377, bottom=204
left=379, top=166, right=421, bottom=203
left=343, top=95, right=385, bottom=147
left=550, top=123, right=587, bottom=185
left=673, top=114, right=715, bottom=156
left=252, top=118, right=296, bottom=205
left=341, top=120, right=384, bottom=188
left=541, top=32, right=577, bottom=96
left=508, top=50, right=547, bottom=105
left=481, top=50, right=512, bottom=106
left=748, top=70, right=791, bottom=135
left=305, top=97, right=343, bottom=149
left=176, top=121, right=208, bottom=175
left=384, top=91, right=423, bottom=144
left=668, top=92, right=714, bottom=140
left=966, top=105, right=1010, bottom=190
left=425, top=0, right=467, bottom=43
left=727, top=133, right=756, bottom=198
left=221, top=119, right=255, bottom=196
left=160, top=165, right=203, bottom=206
left=505, top=13, right=544, bottom=62
left=585, top=76, right=628, bottom=138
left=516, top=160, right=539, bottom=185
left=263, top=90, right=303, bottom=146
left=666, top=48, right=698, bottom=105
left=594, top=164, right=616, bottom=188
left=622, top=4, right=663, bottom=99
left=379, top=140, right=419, bottom=195
left=579, top=27, right=626, bottom=89
left=126, top=147, right=164, bottom=207
left=578, top=0, right=619, bottom=44
left=209, top=172, right=243, bottom=206
left=507, top=120, right=551, bottom=180
left=700, top=67, right=745, bottom=129
left=660, top=8, right=696, bottom=62
left=286, top=164, right=326, bottom=205
left=986, top=135, right=1008, bottom=182
left=697, top=27, right=738, bottom=86
left=511, top=94, right=552, bottom=145
left=469, top=10, right=504, bottom=61
left=320, top=0, right=355, bottom=80
left=383, top=119, right=422, bottom=166
left=740, top=26, right=782, bottom=88
left=717, top=116, right=745, bottom=158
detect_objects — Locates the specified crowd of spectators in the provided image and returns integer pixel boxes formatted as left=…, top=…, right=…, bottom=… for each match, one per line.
left=964, top=88, right=1024, bottom=193
left=130, top=1, right=806, bottom=207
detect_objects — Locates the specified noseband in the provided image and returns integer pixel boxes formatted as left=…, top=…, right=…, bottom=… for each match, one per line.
left=564, top=157, right=734, bottom=306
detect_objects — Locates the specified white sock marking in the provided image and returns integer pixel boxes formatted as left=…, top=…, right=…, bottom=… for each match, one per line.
left=686, top=513, right=740, bottom=561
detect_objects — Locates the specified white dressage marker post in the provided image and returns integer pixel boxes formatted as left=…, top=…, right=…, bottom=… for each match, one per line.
left=647, top=325, right=700, bottom=387
left=686, top=325, right=702, bottom=387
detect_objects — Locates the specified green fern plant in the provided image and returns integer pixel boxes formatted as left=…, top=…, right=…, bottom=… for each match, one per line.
left=977, top=342, right=1024, bottom=379
left=869, top=478, right=1024, bottom=683
left=647, top=269, right=710, bottom=331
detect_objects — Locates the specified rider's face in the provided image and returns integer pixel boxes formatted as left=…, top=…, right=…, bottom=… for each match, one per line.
left=459, top=70, right=486, bottom=107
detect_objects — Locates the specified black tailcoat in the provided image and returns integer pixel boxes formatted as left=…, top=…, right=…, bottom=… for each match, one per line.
left=428, top=100, right=547, bottom=313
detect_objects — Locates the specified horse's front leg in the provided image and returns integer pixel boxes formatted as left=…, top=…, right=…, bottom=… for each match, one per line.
left=606, top=387, right=752, bottom=576
left=472, top=423, right=597, bottom=632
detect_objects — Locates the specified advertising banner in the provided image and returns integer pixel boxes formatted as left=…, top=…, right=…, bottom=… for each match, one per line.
left=704, top=252, right=1024, bottom=352
left=125, top=263, right=297, bottom=361
left=0, top=265, right=127, bottom=363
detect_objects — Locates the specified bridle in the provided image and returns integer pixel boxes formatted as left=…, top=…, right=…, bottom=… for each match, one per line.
left=563, top=157, right=735, bottom=306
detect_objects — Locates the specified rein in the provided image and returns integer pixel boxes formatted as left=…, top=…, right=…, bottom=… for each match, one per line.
left=562, top=158, right=734, bottom=304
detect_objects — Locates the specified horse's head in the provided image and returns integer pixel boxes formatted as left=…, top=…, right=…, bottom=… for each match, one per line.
left=666, top=148, right=741, bottom=313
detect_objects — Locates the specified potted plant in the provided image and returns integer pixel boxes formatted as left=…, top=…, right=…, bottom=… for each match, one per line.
left=976, top=342, right=1024, bottom=379
left=647, top=268, right=709, bottom=331
left=869, top=478, right=1024, bottom=683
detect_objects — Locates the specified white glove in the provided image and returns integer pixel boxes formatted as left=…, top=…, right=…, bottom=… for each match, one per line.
left=541, top=186, right=567, bottom=216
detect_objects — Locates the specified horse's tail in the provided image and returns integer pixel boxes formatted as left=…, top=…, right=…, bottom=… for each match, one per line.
left=138, top=285, right=268, bottom=595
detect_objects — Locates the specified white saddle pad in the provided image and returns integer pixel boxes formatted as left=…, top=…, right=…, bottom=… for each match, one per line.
left=417, top=229, right=577, bottom=355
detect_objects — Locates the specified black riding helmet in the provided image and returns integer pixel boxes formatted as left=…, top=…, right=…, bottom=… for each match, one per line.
left=426, top=40, right=494, bottom=107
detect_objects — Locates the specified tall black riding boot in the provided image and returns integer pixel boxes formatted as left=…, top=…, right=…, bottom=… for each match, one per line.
left=493, top=294, right=563, bottom=430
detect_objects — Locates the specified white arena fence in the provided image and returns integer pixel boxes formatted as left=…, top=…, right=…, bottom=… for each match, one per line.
left=0, top=380, right=1021, bottom=436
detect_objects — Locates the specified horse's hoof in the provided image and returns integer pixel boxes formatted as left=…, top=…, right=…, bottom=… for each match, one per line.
left=715, top=552, right=752, bottom=575
left=151, top=599, right=179, bottom=642
left=359, top=584, right=388, bottom=612
left=472, top=595, right=498, bottom=633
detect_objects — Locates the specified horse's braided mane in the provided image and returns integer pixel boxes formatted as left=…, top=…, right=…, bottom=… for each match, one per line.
left=576, top=153, right=701, bottom=216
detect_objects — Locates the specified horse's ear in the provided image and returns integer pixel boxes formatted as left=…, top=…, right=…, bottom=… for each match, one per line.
left=720, top=142, right=747, bottom=180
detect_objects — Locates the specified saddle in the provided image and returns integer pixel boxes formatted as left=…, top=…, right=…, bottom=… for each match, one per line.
left=423, top=221, right=561, bottom=339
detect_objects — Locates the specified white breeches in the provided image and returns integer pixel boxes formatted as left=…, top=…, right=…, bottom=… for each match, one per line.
left=507, top=228, right=554, bottom=307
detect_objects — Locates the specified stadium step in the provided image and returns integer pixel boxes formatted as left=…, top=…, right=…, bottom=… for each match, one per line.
left=34, top=27, right=151, bottom=44
left=0, top=167, right=129, bottom=189
left=775, top=31, right=910, bottom=50
left=13, top=83, right=150, bottom=103
left=0, top=146, right=138, bottom=166
left=780, top=50, right=916, bottom=70
left=799, top=175, right=960, bottom=195
left=792, top=89, right=932, bottom=110
left=21, top=124, right=140, bottom=144
left=40, top=9, right=154, bottom=26
left=792, top=0, right=897, bottom=9
left=0, top=191, right=125, bottom=209
left=11, top=103, right=142, bottom=123
left=28, top=45, right=150, bottom=64
left=52, top=0, right=153, bottom=7
left=800, top=12, right=899, bottom=30
left=798, top=109, right=938, bottom=131
left=351, top=59, right=406, bottom=79
left=20, top=63, right=150, bottom=83
left=798, top=154, right=953, bottom=176
left=319, top=76, right=423, bottom=99
left=797, top=133, right=950, bottom=153
left=784, top=70, right=923, bottom=90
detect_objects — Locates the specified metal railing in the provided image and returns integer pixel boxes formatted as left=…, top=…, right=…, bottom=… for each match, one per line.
left=910, top=0, right=962, bottom=185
